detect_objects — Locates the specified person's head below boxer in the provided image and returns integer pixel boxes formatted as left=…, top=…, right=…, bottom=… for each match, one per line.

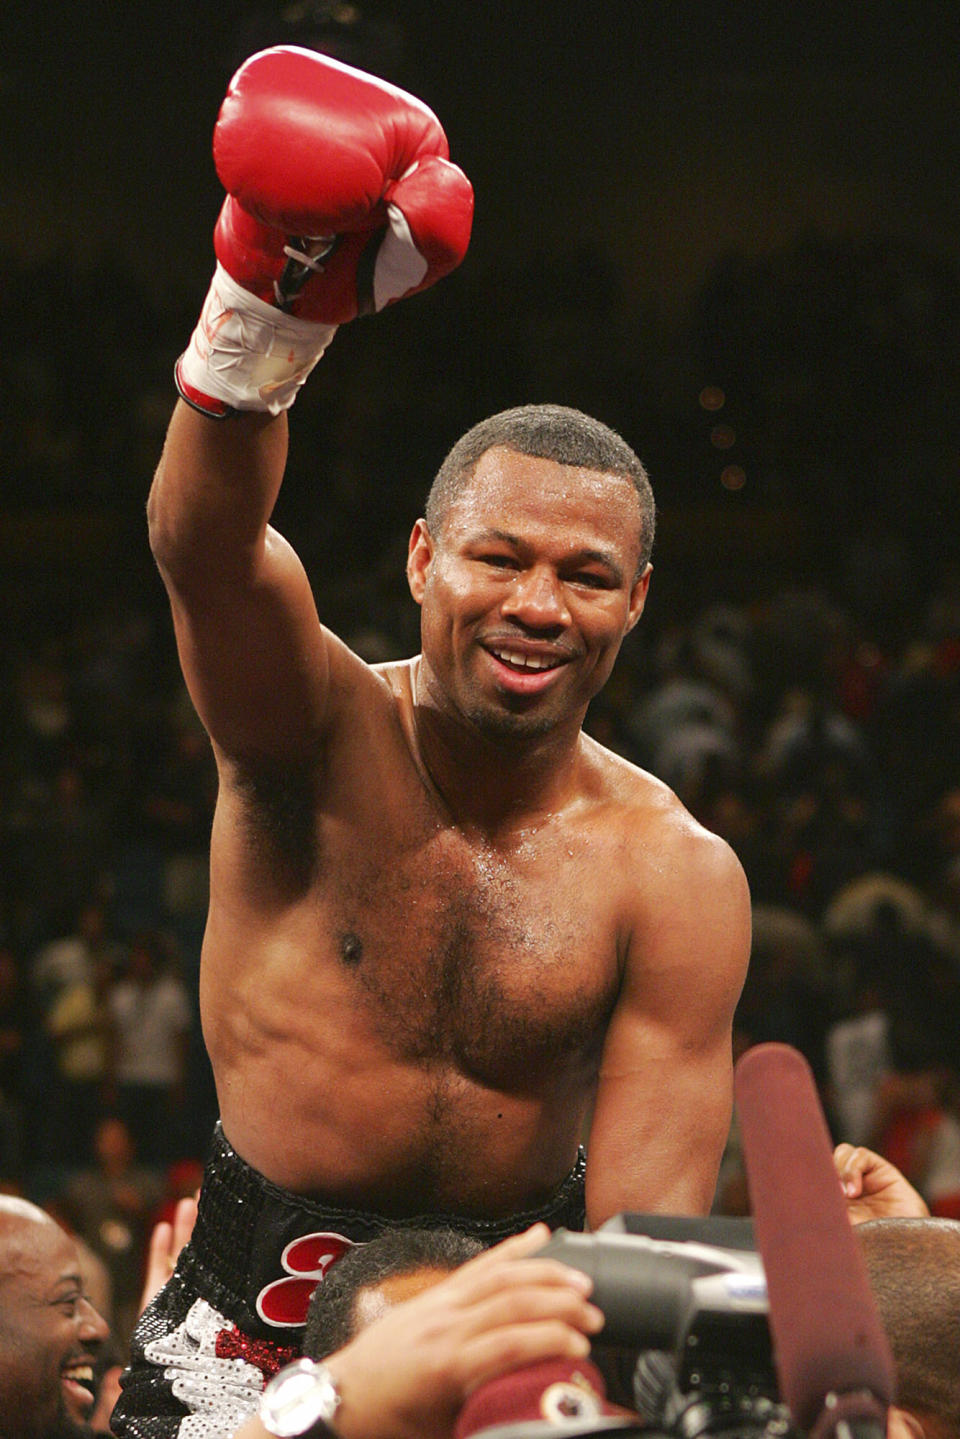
left=304, top=1226, right=484, bottom=1359
left=0, top=1196, right=110, bottom=1439
left=406, top=404, right=655, bottom=746
left=856, top=1218, right=960, bottom=1439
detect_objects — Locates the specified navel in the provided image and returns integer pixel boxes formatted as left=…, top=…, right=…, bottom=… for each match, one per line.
left=339, top=931, right=364, bottom=966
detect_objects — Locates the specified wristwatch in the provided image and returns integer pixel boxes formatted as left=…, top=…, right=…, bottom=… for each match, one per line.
left=259, top=1358, right=343, bottom=1438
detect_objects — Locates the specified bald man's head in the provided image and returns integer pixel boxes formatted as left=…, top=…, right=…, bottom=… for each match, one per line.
left=0, top=1195, right=52, bottom=1232
left=857, top=1218, right=960, bottom=1439
left=0, top=1196, right=109, bottom=1439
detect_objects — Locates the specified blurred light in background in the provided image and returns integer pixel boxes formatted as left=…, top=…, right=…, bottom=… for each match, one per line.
left=721, top=465, right=747, bottom=491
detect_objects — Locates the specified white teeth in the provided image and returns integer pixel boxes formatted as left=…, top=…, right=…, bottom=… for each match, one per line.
left=63, top=1366, right=93, bottom=1381
left=492, top=648, right=557, bottom=672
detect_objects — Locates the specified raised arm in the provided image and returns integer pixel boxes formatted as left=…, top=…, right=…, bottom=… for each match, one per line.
left=151, top=46, right=473, bottom=765
left=148, top=404, right=328, bottom=763
left=586, top=822, right=752, bottom=1225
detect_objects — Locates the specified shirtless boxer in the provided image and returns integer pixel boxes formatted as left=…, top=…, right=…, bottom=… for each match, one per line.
left=113, top=44, right=750, bottom=1439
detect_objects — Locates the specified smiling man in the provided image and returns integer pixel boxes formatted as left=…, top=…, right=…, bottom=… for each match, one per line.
left=410, top=427, right=655, bottom=742
left=114, top=43, right=750, bottom=1439
left=0, top=1197, right=109, bottom=1439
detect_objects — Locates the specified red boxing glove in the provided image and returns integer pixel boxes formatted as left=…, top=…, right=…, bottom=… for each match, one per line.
left=214, top=46, right=474, bottom=322
left=176, top=46, right=474, bottom=416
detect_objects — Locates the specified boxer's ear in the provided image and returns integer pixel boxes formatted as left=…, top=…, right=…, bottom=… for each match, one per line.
left=407, top=518, right=434, bottom=604
left=624, top=562, right=652, bottom=634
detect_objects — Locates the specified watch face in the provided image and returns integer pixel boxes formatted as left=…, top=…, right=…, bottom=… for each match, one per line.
left=262, top=1360, right=339, bottom=1438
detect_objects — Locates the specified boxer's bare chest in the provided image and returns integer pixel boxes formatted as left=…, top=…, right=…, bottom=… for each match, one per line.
left=227, top=747, right=625, bottom=1087
left=325, top=813, right=621, bottom=1081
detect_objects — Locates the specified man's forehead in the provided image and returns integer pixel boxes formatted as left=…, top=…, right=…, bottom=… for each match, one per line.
left=352, top=1265, right=452, bottom=1332
left=447, top=448, right=643, bottom=542
left=0, top=1212, right=78, bottom=1289
left=465, top=445, right=636, bottom=496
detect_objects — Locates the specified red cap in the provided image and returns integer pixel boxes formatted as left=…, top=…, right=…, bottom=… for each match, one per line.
left=455, top=1359, right=634, bottom=1439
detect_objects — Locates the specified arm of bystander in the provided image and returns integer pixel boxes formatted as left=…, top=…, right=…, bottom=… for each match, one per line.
left=834, top=1142, right=930, bottom=1224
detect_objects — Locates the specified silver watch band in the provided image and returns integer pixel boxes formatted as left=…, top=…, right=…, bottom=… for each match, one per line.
left=259, top=1357, right=342, bottom=1438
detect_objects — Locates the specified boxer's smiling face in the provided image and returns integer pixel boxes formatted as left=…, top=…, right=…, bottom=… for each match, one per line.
left=407, top=447, right=650, bottom=741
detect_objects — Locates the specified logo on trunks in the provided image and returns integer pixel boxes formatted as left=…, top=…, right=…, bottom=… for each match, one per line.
left=256, top=1231, right=356, bottom=1328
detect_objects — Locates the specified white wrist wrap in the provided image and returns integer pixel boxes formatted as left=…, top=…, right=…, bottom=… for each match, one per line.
left=177, top=263, right=337, bottom=415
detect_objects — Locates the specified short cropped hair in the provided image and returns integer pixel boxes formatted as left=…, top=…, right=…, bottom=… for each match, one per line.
left=303, top=1226, right=484, bottom=1359
left=857, top=1218, right=960, bottom=1439
left=425, top=404, right=656, bottom=571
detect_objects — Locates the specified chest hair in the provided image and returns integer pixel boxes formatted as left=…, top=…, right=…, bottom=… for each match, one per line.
left=331, top=828, right=619, bottom=1083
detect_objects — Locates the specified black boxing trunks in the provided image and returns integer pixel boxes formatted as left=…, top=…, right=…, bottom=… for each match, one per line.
left=112, top=1121, right=587, bottom=1439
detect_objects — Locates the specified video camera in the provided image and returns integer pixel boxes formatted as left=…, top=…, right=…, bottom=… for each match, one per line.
left=537, top=1215, right=795, bottom=1439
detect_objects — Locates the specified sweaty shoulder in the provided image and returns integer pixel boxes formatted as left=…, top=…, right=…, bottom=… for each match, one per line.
left=577, top=732, right=751, bottom=926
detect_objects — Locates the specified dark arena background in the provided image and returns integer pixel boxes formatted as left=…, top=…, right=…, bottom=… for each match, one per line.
left=1, top=0, right=959, bottom=1305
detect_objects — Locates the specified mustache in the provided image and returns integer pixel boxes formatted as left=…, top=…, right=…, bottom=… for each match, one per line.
left=479, top=630, right=581, bottom=658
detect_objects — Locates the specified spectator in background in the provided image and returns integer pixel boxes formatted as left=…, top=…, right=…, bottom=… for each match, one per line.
left=25, top=901, right=123, bottom=1185
left=624, top=623, right=743, bottom=823
left=735, top=904, right=829, bottom=1079
left=106, top=931, right=192, bottom=1166
left=31, top=766, right=111, bottom=928
left=43, top=948, right=114, bottom=1169
left=29, top=902, right=118, bottom=1022
left=61, top=1115, right=163, bottom=1349
left=760, top=697, right=882, bottom=915
left=151, top=1156, right=204, bottom=1235
left=139, top=688, right=216, bottom=941
left=923, top=790, right=960, bottom=962
left=0, top=945, right=26, bottom=1182
left=824, top=959, right=891, bottom=1148
left=838, top=896, right=960, bottom=1214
